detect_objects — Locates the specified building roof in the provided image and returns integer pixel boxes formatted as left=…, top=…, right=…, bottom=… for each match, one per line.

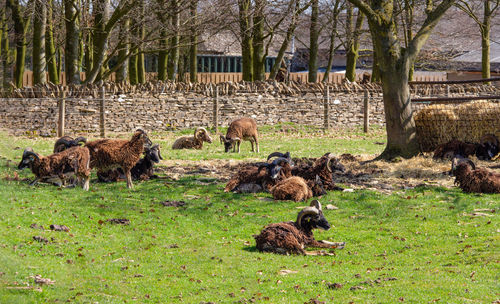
left=451, top=41, right=500, bottom=63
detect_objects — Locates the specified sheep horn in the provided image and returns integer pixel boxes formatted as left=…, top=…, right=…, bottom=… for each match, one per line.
left=74, top=136, right=87, bottom=144
left=23, top=149, right=40, bottom=161
left=310, top=199, right=322, bottom=210
left=231, top=137, right=241, bottom=143
left=326, top=153, right=335, bottom=172
left=153, top=144, right=164, bottom=160
left=56, top=137, right=74, bottom=147
left=296, top=206, right=319, bottom=226
left=480, top=134, right=499, bottom=148
left=271, top=157, right=292, bottom=166
left=267, top=152, right=287, bottom=161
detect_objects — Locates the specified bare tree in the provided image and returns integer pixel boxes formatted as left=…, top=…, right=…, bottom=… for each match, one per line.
left=6, top=0, right=32, bottom=88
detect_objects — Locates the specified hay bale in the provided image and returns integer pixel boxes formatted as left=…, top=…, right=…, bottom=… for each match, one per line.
left=414, top=100, right=500, bottom=152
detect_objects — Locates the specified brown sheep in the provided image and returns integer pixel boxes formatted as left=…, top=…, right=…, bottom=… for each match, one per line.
left=292, top=153, right=345, bottom=191
left=433, top=134, right=499, bottom=160
left=17, top=146, right=91, bottom=190
left=451, top=156, right=500, bottom=194
left=254, top=200, right=345, bottom=255
left=172, top=127, right=213, bottom=150
left=270, top=176, right=313, bottom=202
left=85, top=129, right=152, bottom=189
left=220, top=117, right=259, bottom=153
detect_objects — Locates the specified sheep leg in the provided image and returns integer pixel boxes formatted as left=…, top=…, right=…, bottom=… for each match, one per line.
left=253, top=135, right=259, bottom=153
left=309, top=240, right=345, bottom=250
left=29, top=177, right=39, bottom=186
left=82, top=176, right=90, bottom=191
left=125, top=170, right=134, bottom=189
left=250, top=140, right=254, bottom=152
left=237, top=141, right=241, bottom=153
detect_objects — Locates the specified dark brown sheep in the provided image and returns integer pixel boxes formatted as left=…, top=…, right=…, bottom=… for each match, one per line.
left=18, top=146, right=91, bottom=190
left=53, top=136, right=87, bottom=153
left=85, top=129, right=152, bottom=189
left=451, top=156, right=500, bottom=194
left=220, top=117, right=259, bottom=153
left=254, top=200, right=345, bottom=255
left=270, top=176, right=313, bottom=202
left=292, top=153, right=345, bottom=191
left=172, top=127, right=213, bottom=150
left=433, top=134, right=499, bottom=160
left=224, top=152, right=293, bottom=193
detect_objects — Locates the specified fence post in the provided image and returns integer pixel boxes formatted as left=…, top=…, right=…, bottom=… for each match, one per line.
left=58, top=91, right=66, bottom=137
left=100, top=87, right=105, bottom=137
left=363, top=89, right=369, bottom=133
left=213, top=86, right=219, bottom=134
left=323, top=85, right=329, bottom=133
left=446, top=84, right=450, bottom=97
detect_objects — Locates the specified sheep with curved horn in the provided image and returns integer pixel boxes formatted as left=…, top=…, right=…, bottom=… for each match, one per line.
left=54, top=136, right=87, bottom=153
left=172, top=127, right=213, bottom=150
left=254, top=200, right=345, bottom=255
left=450, top=156, right=500, bottom=193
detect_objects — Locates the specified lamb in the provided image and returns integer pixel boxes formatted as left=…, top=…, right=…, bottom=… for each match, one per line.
left=172, top=127, right=213, bottom=150
left=97, top=144, right=163, bottom=182
left=17, top=146, right=91, bottom=190
left=254, top=200, right=345, bottom=255
left=292, top=153, right=345, bottom=191
left=270, top=176, right=313, bottom=202
left=53, top=136, right=87, bottom=153
left=224, top=152, right=293, bottom=193
left=85, top=129, right=152, bottom=189
left=450, top=156, right=500, bottom=194
left=433, top=134, right=499, bottom=160
left=220, top=117, right=259, bottom=153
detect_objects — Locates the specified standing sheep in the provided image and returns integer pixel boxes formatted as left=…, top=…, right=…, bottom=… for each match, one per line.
left=85, top=129, right=152, bottom=189
left=220, top=117, right=259, bottom=153
left=254, top=200, right=345, bottom=255
left=17, top=146, right=91, bottom=190
left=172, top=127, right=213, bottom=150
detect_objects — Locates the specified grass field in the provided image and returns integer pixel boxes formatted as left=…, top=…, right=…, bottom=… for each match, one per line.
left=0, top=126, right=498, bottom=303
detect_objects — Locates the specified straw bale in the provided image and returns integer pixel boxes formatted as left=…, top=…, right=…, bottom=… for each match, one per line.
left=415, top=100, right=500, bottom=152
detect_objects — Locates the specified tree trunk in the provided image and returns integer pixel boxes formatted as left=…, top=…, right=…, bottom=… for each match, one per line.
left=129, top=52, right=138, bottom=84
left=252, top=0, right=266, bottom=81
left=158, top=35, right=168, bottom=81
left=84, top=34, right=93, bottom=74
left=6, top=0, right=29, bottom=88
left=189, top=0, right=198, bottom=83
left=115, top=18, right=129, bottom=82
left=33, top=0, right=47, bottom=84
left=308, top=0, right=319, bottom=83
left=167, top=0, right=179, bottom=81
left=345, top=11, right=364, bottom=82
left=481, top=0, right=491, bottom=81
left=92, top=0, right=110, bottom=82
left=45, top=0, right=58, bottom=84
left=238, top=0, right=253, bottom=81
left=1, top=9, right=12, bottom=88
left=323, top=0, right=341, bottom=82
left=64, top=0, right=81, bottom=84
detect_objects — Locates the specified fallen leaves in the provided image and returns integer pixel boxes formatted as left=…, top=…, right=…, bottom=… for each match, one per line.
left=50, top=224, right=69, bottom=232
left=105, top=219, right=130, bottom=225
left=160, top=200, right=186, bottom=207
left=33, top=236, right=48, bottom=243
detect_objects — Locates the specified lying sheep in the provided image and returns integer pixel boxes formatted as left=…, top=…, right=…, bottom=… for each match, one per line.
left=433, top=134, right=499, bottom=160
left=97, top=144, right=163, bottom=182
left=17, top=146, right=91, bottom=190
left=254, top=200, right=345, bottom=255
left=270, top=176, right=313, bottom=202
left=85, top=129, right=152, bottom=189
left=220, top=117, right=259, bottom=153
left=53, top=136, right=87, bottom=153
left=292, top=153, right=345, bottom=191
left=224, top=152, right=293, bottom=193
left=172, top=127, right=213, bottom=150
left=451, top=156, right=500, bottom=194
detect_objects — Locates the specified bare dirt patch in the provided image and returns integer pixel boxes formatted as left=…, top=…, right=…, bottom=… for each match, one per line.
left=155, top=155, right=500, bottom=194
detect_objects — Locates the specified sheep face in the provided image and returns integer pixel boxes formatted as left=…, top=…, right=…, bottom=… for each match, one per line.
left=134, top=129, right=153, bottom=147
left=451, top=156, right=475, bottom=176
left=18, top=149, right=38, bottom=170
left=145, top=144, right=163, bottom=163
left=327, top=155, right=346, bottom=173
left=220, top=135, right=240, bottom=153
left=297, top=200, right=331, bottom=231
left=196, top=128, right=213, bottom=144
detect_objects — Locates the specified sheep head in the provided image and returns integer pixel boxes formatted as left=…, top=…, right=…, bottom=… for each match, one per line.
left=296, top=200, right=330, bottom=232
left=267, top=151, right=293, bottom=166
left=134, top=129, right=153, bottom=147
left=451, top=156, right=476, bottom=176
left=18, top=148, right=39, bottom=170
left=259, top=157, right=293, bottom=179
left=74, top=136, right=87, bottom=145
left=220, top=135, right=241, bottom=152
left=325, top=153, right=346, bottom=173
left=145, top=144, right=163, bottom=163
left=195, top=127, right=213, bottom=144
left=310, top=175, right=327, bottom=197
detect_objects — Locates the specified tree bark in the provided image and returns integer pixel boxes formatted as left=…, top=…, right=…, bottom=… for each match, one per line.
left=167, top=0, right=179, bottom=81
left=115, top=18, right=129, bottom=82
left=189, top=0, right=198, bottom=83
left=1, top=9, right=12, bottom=88
left=252, top=0, right=266, bottom=81
left=157, top=0, right=168, bottom=81
left=481, top=0, right=492, bottom=80
left=128, top=51, right=138, bottom=84
left=64, top=0, right=81, bottom=84
left=323, top=0, right=342, bottom=82
left=6, top=0, right=30, bottom=88
left=33, top=0, right=47, bottom=84
left=345, top=9, right=364, bottom=82
left=238, top=0, right=253, bottom=81
left=308, top=0, right=319, bottom=83
left=92, top=0, right=110, bottom=82
left=45, top=0, right=58, bottom=84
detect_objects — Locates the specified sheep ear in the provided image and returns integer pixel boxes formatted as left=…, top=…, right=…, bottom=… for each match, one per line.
left=310, top=199, right=321, bottom=210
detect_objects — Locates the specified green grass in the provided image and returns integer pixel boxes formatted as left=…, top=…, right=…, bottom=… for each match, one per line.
left=0, top=126, right=498, bottom=303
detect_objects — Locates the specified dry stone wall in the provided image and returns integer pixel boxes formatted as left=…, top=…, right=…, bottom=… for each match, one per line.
left=0, top=91, right=394, bottom=135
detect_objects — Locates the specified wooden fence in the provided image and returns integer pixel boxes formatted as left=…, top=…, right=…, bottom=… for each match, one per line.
left=19, top=70, right=447, bottom=87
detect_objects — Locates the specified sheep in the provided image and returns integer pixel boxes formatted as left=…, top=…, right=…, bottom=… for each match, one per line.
left=85, top=129, right=152, bottom=189
left=270, top=176, right=313, bottom=202
left=450, top=156, right=500, bottom=194
left=433, top=134, right=499, bottom=160
left=292, top=153, right=345, bottom=191
left=254, top=200, right=345, bottom=255
left=172, top=127, right=213, bottom=150
left=17, top=146, right=91, bottom=190
left=220, top=117, right=259, bottom=153
left=53, top=136, right=87, bottom=153
left=224, top=152, right=293, bottom=193
left=97, top=144, right=163, bottom=182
